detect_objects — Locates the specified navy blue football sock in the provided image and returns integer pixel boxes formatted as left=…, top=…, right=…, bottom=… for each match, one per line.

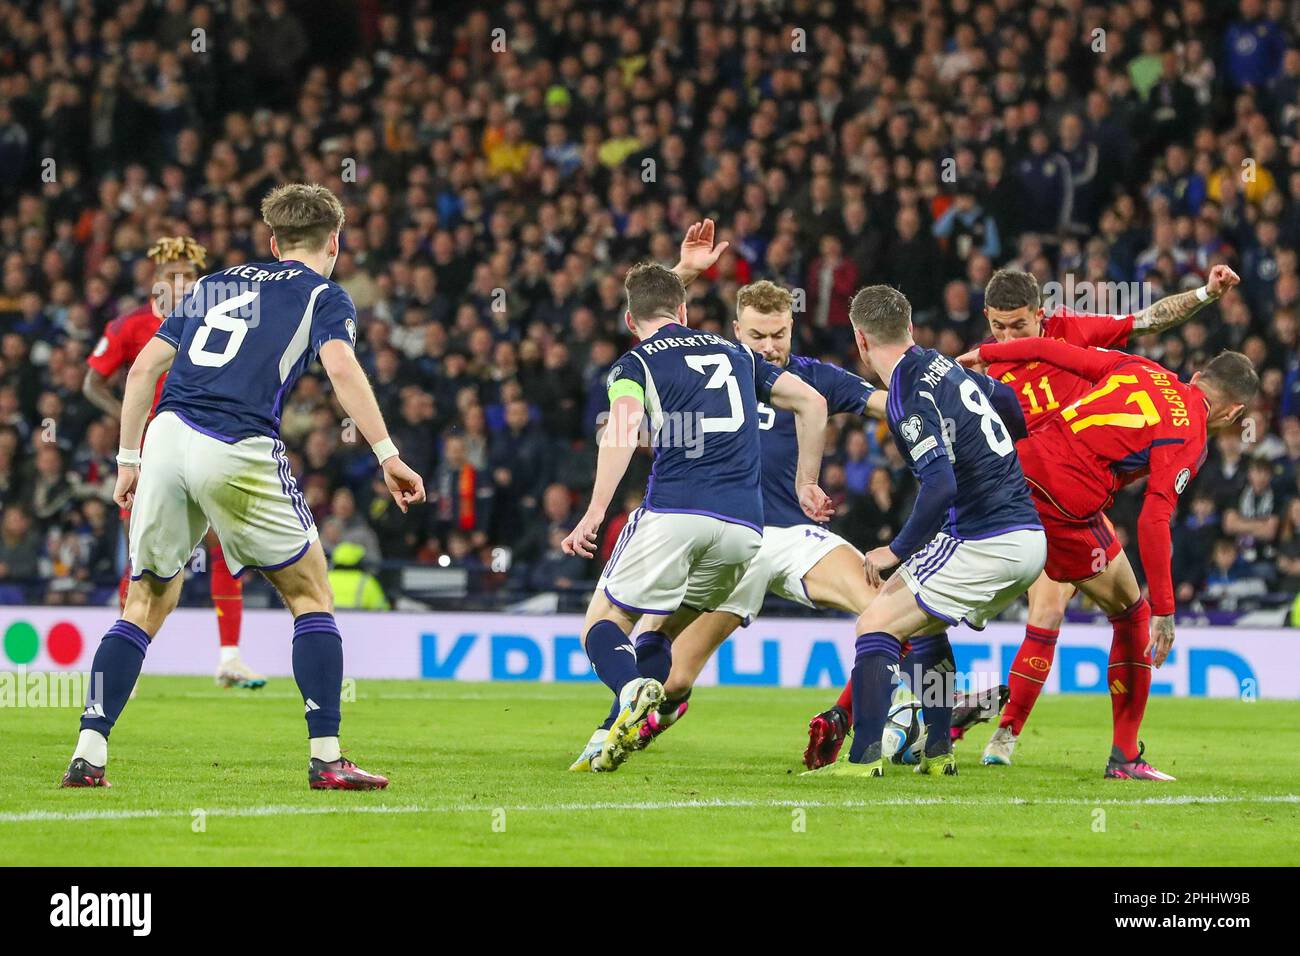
left=79, top=620, right=150, bottom=739
left=598, top=631, right=672, bottom=730
left=908, top=632, right=956, bottom=756
left=634, top=631, right=672, bottom=682
left=585, top=619, right=640, bottom=704
left=292, top=612, right=343, bottom=738
left=848, top=632, right=902, bottom=764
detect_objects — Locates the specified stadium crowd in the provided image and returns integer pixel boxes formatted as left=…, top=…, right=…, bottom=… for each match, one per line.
left=0, top=0, right=1298, bottom=618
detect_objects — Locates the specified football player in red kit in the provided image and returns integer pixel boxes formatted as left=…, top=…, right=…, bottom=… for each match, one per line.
left=803, top=265, right=1240, bottom=770
left=84, top=237, right=265, bottom=690
left=957, top=337, right=1257, bottom=778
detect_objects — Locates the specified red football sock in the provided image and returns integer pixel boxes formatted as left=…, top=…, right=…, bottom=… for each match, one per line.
left=117, top=569, right=130, bottom=612
left=1107, top=599, right=1152, bottom=761
left=999, top=625, right=1059, bottom=735
left=835, top=680, right=853, bottom=718
left=209, top=543, right=244, bottom=648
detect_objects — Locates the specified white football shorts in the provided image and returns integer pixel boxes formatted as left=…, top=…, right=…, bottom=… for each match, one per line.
left=898, top=528, right=1047, bottom=630
left=715, top=524, right=855, bottom=624
left=129, top=411, right=318, bottom=580
left=598, top=509, right=762, bottom=616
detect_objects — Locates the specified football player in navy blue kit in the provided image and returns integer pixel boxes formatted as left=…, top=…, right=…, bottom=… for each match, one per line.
left=562, top=263, right=832, bottom=772
left=806, top=285, right=1046, bottom=778
left=62, top=184, right=425, bottom=791
left=609, top=280, right=910, bottom=757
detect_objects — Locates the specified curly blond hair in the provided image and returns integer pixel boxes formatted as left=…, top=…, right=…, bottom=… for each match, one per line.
left=146, top=235, right=207, bottom=269
left=736, top=279, right=794, bottom=318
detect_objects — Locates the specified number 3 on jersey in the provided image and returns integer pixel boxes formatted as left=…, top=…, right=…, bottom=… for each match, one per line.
left=188, top=290, right=258, bottom=368
left=685, top=354, right=744, bottom=433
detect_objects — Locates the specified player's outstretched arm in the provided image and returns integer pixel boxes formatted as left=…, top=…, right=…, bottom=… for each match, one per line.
left=962, top=336, right=1126, bottom=381
left=768, top=371, right=832, bottom=521
left=113, top=336, right=176, bottom=509
left=1131, top=264, right=1239, bottom=336
left=319, top=340, right=426, bottom=513
left=562, top=394, right=642, bottom=559
left=671, top=219, right=729, bottom=288
left=1136, top=443, right=1193, bottom=667
left=83, top=368, right=123, bottom=419
left=864, top=389, right=889, bottom=420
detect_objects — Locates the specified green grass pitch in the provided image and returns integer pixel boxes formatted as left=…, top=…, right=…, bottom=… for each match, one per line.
left=3, top=678, right=1298, bottom=866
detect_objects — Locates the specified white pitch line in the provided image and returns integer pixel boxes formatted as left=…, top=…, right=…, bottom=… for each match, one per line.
left=3, top=794, right=1298, bottom=825
left=166, top=691, right=600, bottom=702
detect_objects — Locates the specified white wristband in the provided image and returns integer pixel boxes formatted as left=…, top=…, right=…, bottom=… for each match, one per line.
left=372, top=438, right=398, bottom=464
left=1195, top=285, right=1211, bottom=302
left=116, top=447, right=141, bottom=467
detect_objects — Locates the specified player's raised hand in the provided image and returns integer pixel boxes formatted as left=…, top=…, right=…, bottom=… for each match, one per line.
left=113, top=464, right=139, bottom=510
left=1147, top=613, right=1175, bottom=668
left=863, top=545, right=899, bottom=589
left=1205, top=264, right=1240, bottom=298
left=798, top=482, right=834, bottom=522
left=561, top=508, right=603, bottom=559
left=678, top=219, right=729, bottom=276
left=382, top=457, right=426, bottom=513
left=955, top=348, right=986, bottom=372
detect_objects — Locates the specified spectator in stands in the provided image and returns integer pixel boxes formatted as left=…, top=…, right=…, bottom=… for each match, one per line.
left=328, top=542, right=390, bottom=611
left=0, top=505, right=40, bottom=583
left=527, top=526, right=588, bottom=593
left=1204, top=537, right=1268, bottom=604
left=1224, top=456, right=1288, bottom=578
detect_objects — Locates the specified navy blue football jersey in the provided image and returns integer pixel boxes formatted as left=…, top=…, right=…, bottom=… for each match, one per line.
left=886, top=346, right=1040, bottom=542
left=759, top=355, right=874, bottom=527
left=607, top=323, right=782, bottom=532
left=154, top=260, right=357, bottom=441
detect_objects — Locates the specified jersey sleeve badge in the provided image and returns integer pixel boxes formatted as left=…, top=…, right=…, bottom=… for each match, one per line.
left=900, top=415, right=923, bottom=444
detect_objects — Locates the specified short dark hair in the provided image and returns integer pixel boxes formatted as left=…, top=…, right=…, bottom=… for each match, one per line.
left=624, top=262, right=686, bottom=322
left=984, top=268, right=1040, bottom=311
left=1199, top=351, right=1259, bottom=407
left=848, top=285, right=911, bottom=343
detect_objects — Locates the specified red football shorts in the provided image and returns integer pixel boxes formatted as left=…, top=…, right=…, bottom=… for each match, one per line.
left=1015, top=427, right=1122, bottom=583
left=1025, top=484, right=1122, bottom=582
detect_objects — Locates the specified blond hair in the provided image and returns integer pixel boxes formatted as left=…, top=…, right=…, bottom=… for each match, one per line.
left=260, top=183, right=345, bottom=253
left=736, top=279, right=794, bottom=318
left=147, top=235, right=206, bottom=269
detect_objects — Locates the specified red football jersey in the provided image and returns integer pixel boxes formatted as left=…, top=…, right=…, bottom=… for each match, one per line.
left=979, top=337, right=1210, bottom=615
left=87, top=304, right=167, bottom=412
left=987, top=308, right=1134, bottom=433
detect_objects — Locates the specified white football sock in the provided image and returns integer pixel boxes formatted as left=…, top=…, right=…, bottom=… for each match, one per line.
left=74, top=729, right=108, bottom=767
left=219, top=646, right=240, bottom=665
left=310, top=736, right=341, bottom=762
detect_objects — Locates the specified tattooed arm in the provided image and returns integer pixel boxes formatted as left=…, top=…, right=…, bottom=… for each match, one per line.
left=1131, top=264, right=1240, bottom=335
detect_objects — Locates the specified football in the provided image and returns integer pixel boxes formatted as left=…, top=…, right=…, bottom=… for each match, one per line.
left=883, top=697, right=925, bottom=765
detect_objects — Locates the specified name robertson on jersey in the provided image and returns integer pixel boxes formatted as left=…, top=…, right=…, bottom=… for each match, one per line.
left=638, top=331, right=733, bottom=355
